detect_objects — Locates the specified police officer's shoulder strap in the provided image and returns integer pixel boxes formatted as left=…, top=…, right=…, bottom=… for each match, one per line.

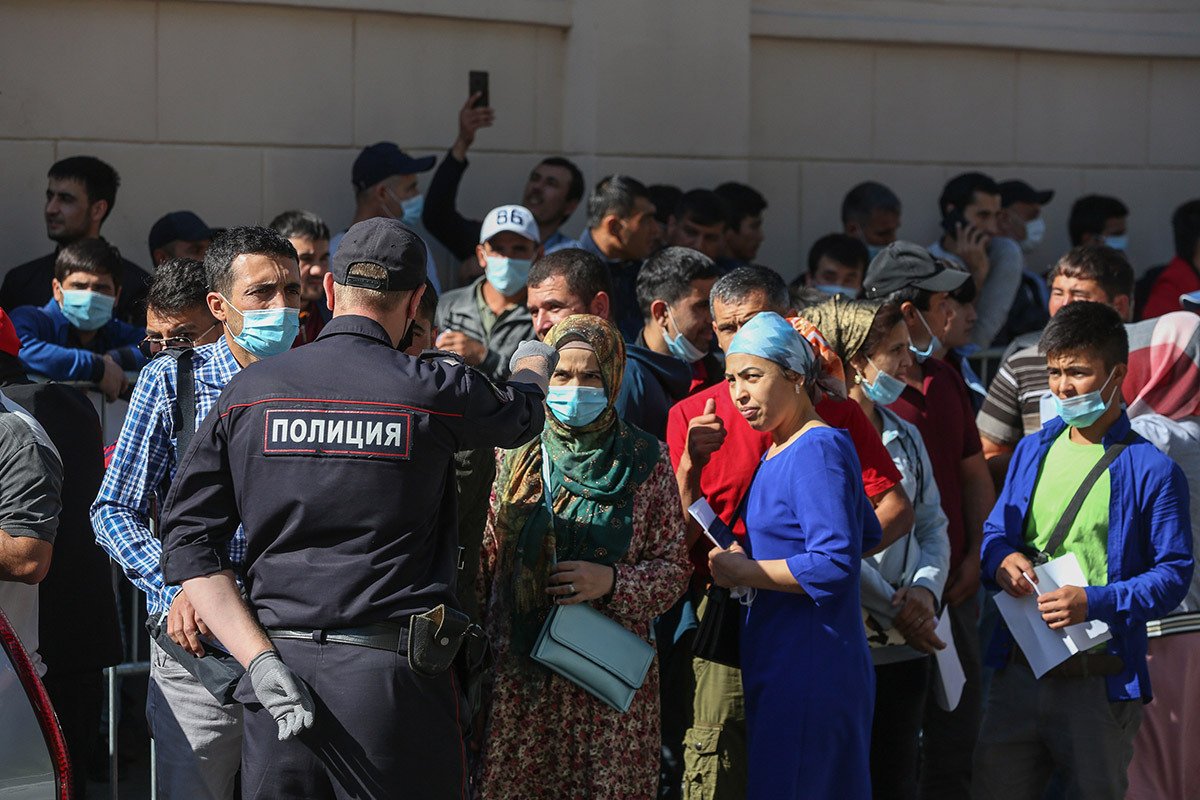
left=1039, top=429, right=1136, bottom=561
left=158, top=346, right=196, bottom=457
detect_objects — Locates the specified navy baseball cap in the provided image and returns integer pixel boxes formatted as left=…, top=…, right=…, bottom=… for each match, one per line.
left=863, top=241, right=969, bottom=299
left=148, top=211, right=213, bottom=253
left=332, top=218, right=428, bottom=291
left=352, top=143, right=436, bottom=193
left=998, top=180, right=1054, bottom=208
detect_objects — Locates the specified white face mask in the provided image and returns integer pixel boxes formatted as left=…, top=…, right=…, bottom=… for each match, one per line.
left=1021, top=216, right=1046, bottom=253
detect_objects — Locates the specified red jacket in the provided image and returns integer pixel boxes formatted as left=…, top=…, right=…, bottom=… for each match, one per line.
left=1142, top=256, right=1200, bottom=320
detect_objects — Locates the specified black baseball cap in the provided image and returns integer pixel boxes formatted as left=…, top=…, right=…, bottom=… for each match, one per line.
left=148, top=211, right=213, bottom=253
left=863, top=241, right=969, bottom=299
left=351, top=143, right=436, bottom=193
left=332, top=217, right=428, bottom=291
left=998, top=180, right=1054, bottom=208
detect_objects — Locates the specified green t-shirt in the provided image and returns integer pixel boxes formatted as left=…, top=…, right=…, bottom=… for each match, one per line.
left=1024, top=428, right=1110, bottom=587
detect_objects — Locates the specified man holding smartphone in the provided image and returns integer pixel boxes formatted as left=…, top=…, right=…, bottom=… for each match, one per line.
left=927, top=172, right=1024, bottom=348
left=422, top=78, right=584, bottom=279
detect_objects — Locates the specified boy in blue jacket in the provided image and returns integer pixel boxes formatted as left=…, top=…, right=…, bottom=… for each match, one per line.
left=973, top=301, right=1193, bottom=800
left=10, top=238, right=145, bottom=400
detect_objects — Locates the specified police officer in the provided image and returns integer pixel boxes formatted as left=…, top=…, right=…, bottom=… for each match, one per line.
left=159, top=217, right=554, bottom=799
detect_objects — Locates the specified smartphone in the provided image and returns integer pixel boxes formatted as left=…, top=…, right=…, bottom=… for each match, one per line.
left=941, top=208, right=968, bottom=239
left=469, top=71, right=489, bottom=108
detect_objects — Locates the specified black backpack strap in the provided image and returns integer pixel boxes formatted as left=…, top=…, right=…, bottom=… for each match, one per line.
left=1038, top=429, right=1136, bottom=562
left=173, top=348, right=196, bottom=458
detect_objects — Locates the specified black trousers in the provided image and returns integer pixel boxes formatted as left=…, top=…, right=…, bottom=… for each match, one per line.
left=871, top=657, right=930, bottom=800
left=239, top=638, right=468, bottom=800
left=42, top=669, right=104, bottom=800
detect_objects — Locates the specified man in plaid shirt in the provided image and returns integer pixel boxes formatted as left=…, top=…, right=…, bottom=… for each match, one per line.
left=92, top=227, right=301, bottom=800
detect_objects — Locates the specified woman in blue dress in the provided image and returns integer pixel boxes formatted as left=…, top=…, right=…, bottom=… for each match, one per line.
left=708, top=311, right=881, bottom=800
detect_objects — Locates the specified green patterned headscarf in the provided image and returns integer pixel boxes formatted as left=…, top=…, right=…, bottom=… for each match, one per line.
left=801, top=295, right=885, bottom=364
left=493, top=314, right=660, bottom=652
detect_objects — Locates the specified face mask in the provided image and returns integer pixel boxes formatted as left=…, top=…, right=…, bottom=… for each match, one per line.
left=859, top=358, right=907, bottom=405
left=909, top=311, right=941, bottom=364
left=1102, top=234, right=1128, bottom=252
left=485, top=255, right=533, bottom=296
left=59, top=289, right=115, bottom=331
left=395, top=319, right=416, bottom=353
left=664, top=308, right=707, bottom=364
left=401, top=193, right=424, bottom=223
left=1021, top=216, right=1046, bottom=253
left=546, top=385, right=608, bottom=428
left=815, top=284, right=858, bottom=299
left=221, top=296, right=300, bottom=358
left=866, top=243, right=884, bottom=261
left=1054, top=369, right=1118, bottom=428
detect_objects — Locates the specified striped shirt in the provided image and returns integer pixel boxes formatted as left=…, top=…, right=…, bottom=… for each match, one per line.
left=976, top=343, right=1050, bottom=446
left=91, top=338, right=244, bottom=616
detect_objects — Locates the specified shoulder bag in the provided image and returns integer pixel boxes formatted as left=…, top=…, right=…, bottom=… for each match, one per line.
left=529, top=448, right=655, bottom=713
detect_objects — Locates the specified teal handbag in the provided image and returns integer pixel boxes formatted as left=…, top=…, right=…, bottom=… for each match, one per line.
left=529, top=447, right=655, bottom=713
left=531, top=602, right=654, bottom=713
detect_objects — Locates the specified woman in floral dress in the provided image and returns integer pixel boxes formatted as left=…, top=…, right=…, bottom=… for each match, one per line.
left=477, top=314, right=691, bottom=800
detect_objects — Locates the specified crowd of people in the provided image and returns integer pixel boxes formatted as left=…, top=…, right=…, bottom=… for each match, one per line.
left=1, top=91, right=1199, bottom=800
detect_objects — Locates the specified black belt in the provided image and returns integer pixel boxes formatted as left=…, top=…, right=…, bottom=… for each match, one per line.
left=1010, top=646, right=1124, bottom=679
left=267, top=622, right=408, bottom=653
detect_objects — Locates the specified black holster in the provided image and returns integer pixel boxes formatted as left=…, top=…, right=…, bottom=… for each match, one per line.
left=408, top=604, right=477, bottom=677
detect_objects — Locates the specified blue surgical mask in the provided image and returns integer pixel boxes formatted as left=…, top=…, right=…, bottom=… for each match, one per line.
left=221, top=296, right=300, bottom=358
left=1021, top=216, right=1046, bottom=253
left=59, top=289, right=115, bottom=331
left=485, top=255, right=533, bottom=296
left=909, top=311, right=941, bottom=363
left=401, top=193, right=425, bottom=223
left=859, top=358, right=907, bottom=405
left=1102, top=234, right=1128, bottom=252
left=546, top=385, right=608, bottom=428
left=1054, top=370, right=1118, bottom=428
left=816, top=284, right=858, bottom=299
left=866, top=243, right=884, bottom=261
left=664, top=308, right=707, bottom=364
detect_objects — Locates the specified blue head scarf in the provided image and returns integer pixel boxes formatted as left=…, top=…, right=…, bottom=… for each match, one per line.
left=727, top=311, right=816, bottom=378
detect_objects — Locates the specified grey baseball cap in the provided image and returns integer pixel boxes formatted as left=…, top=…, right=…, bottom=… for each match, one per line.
left=863, top=241, right=969, bottom=299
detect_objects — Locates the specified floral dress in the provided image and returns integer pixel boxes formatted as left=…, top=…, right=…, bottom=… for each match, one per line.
left=478, top=449, right=691, bottom=800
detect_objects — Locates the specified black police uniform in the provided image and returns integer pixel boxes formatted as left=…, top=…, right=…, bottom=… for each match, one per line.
left=160, top=313, right=545, bottom=800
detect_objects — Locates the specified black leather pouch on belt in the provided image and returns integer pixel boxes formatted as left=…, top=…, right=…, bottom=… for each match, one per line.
left=408, top=604, right=473, bottom=677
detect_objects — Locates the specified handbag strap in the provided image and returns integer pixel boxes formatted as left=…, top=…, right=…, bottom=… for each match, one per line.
left=540, top=443, right=557, bottom=567
left=1038, top=429, right=1135, bottom=560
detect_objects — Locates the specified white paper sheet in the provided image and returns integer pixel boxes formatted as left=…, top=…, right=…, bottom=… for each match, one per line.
left=932, top=612, right=965, bottom=711
left=993, top=552, right=1112, bottom=678
left=687, top=498, right=736, bottom=549
left=687, top=498, right=719, bottom=537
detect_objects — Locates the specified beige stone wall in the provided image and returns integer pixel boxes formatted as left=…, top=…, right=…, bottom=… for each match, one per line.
left=2, top=0, right=1197, bottom=287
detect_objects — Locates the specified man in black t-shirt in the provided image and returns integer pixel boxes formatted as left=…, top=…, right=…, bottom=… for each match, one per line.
left=1, top=156, right=153, bottom=326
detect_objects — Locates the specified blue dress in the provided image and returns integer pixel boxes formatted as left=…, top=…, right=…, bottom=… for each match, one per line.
left=740, top=426, right=881, bottom=800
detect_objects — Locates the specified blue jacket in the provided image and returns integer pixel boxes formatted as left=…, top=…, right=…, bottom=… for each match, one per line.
left=10, top=300, right=146, bottom=382
left=981, top=413, right=1194, bottom=702
left=616, top=343, right=691, bottom=440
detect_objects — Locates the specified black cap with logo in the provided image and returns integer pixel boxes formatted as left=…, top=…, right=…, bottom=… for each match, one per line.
left=863, top=241, right=969, bottom=299
left=332, top=218, right=428, bottom=291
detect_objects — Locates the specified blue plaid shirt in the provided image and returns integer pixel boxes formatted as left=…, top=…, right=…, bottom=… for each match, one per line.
left=92, top=338, right=244, bottom=615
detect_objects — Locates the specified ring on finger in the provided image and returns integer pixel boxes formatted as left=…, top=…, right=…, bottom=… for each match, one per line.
left=568, top=583, right=576, bottom=595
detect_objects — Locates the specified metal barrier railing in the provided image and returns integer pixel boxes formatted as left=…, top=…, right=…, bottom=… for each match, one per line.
left=105, top=660, right=155, bottom=800
left=965, top=346, right=1007, bottom=389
